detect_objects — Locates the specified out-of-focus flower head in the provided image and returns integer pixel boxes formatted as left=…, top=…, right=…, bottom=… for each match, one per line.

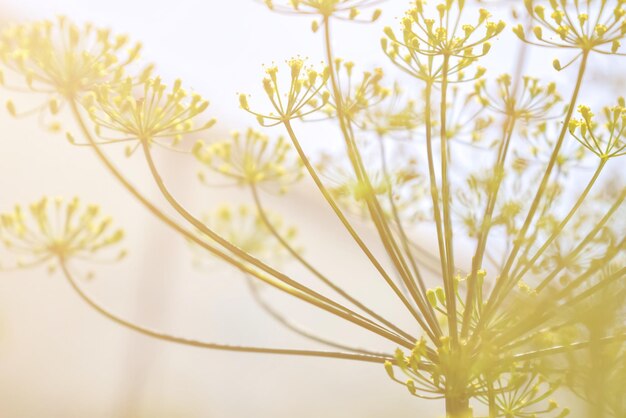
left=476, top=74, right=563, bottom=122
left=0, top=16, right=151, bottom=98
left=261, top=0, right=384, bottom=25
left=320, top=59, right=391, bottom=121
left=568, top=99, right=626, bottom=160
left=240, top=58, right=330, bottom=125
left=81, top=77, right=215, bottom=155
left=194, top=128, right=304, bottom=193
left=317, top=151, right=427, bottom=223
left=441, top=83, right=493, bottom=146
left=478, top=369, right=568, bottom=418
left=193, top=204, right=297, bottom=263
left=516, top=121, right=587, bottom=175
left=383, top=0, right=505, bottom=83
left=354, top=83, right=422, bottom=139
left=0, top=197, right=125, bottom=272
left=514, top=0, right=626, bottom=69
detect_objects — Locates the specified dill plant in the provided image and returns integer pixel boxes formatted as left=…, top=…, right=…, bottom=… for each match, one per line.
left=1, top=1, right=625, bottom=417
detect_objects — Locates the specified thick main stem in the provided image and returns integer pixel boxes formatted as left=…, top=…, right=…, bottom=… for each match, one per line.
left=445, top=394, right=471, bottom=418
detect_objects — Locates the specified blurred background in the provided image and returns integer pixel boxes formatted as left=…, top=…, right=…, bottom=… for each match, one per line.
left=0, top=0, right=618, bottom=417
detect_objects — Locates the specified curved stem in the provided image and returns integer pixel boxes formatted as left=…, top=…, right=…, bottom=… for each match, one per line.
left=477, top=51, right=590, bottom=336
left=69, top=99, right=414, bottom=349
left=283, top=120, right=435, bottom=343
left=250, top=183, right=417, bottom=343
left=377, top=137, right=442, bottom=335
left=511, top=158, right=607, bottom=286
left=323, top=17, right=437, bottom=339
left=461, top=115, right=518, bottom=339
left=245, top=276, right=390, bottom=357
left=58, top=258, right=392, bottom=364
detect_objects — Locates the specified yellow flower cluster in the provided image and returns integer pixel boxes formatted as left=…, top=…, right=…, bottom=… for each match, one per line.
left=0, top=197, right=125, bottom=270
left=240, top=58, right=330, bottom=125
left=515, top=0, right=626, bottom=68
left=383, top=0, right=505, bottom=83
left=197, top=204, right=297, bottom=261
left=475, top=74, right=563, bottom=121
left=84, top=77, right=214, bottom=154
left=354, top=83, right=422, bottom=138
left=0, top=16, right=149, bottom=98
left=322, top=60, right=390, bottom=121
left=262, top=0, right=383, bottom=22
left=194, top=128, right=304, bottom=193
left=568, top=99, right=626, bottom=160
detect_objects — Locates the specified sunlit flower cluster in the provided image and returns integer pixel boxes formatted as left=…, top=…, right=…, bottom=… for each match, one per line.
left=568, top=99, right=626, bottom=160
left=82, top=77, right=214, bottom=154
left=0, top=197, right=125, bottom=270
left=514, top=0, right=626, bottom=64
left=475, top=74, right=563, bottom=121
left=383, top=1, right=505, bottom=83
left=321, top=60, right=390, bottom=121
left=1, top=5, right=625, bottom=418
left=240, top=58, right=330, bottom=124
left=197, top=204, right=297, bottom=261
left=261, top=0, right=384, bottom=22
left=194, top=128, right=304, bottom=192
left=353, top=83, right=422, bottom=138
left=0, top=16, right=149, bottom=98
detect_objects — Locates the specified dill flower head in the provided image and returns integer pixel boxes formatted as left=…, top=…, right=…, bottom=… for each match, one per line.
left=514, top=0, right=626, bottom=64
left=195, top=204, right=297, bottom=262
left=476, top=74, right=563, bottom=121
left=262, top=0, right=384, bottom=22
left=517, top=121, right=587, bottom=174
left=84, top=76, right=215, bottom=154
left=383, top=1, right=505, bottom=83
left=354, top=83, right=422, bottom=138
left=568, top=98, right=626, bottom=160
left=193, top=128, right=304, bottom=193
left=317, top=151, right=427, bottom=222
left=442, top=84, right=493, bottom=145
left=240, top=58, right=330, bottom=125
left=0, top=16, right=149, bottom=98
left=0, top=197, right=125, bottom=270
left=321, top=60, right=390, bottom=121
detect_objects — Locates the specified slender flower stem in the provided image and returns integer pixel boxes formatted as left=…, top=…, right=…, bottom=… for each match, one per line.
left=378, top=137, right=442, bottom=336
left=139, top=139, right=416, bottom=347
left=461, top=115, right=518, bottom=339
left=250, top=183, right=418, bottom=343
left=477, top=52, right=590, bottom=336
left=322, top=16, right=437, bottom=339
left=439, top=53, right=459, bottom=348
left=70, top=98, right=415, bottom=349
left=59, top=258, right=393, bottom=364
left=244, top=276, right=392, bottom=357
left=283, top=120, right=438, bottom=344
